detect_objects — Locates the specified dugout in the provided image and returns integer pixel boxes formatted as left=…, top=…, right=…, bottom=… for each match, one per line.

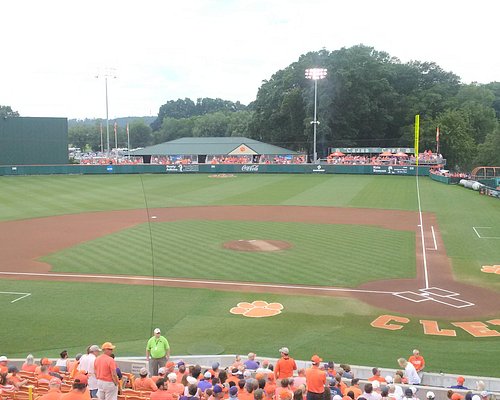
left=0, top=117, right=68, bottom=165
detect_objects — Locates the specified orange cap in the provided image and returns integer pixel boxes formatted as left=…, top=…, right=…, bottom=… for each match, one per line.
left=311, top=355, right=323, bottom=364
left=451, top=394, right=463, bottom=400
left=41, top=358, right=52, bottom=365
left=101, top=342, right=116, bottom=350
left=74, top=373, right=88, bottom=385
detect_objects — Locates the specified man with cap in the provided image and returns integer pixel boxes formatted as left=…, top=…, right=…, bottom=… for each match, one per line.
left=450, top=377, right=469, bottom=390
left=408, top=350, right=425, bottom=375
left=305, top=355, right=326, bottom=400
left=229, top=385, right=239, bottom=400
left=275, top=348, right=297, bottom=380
left=0, top=356, right=8, bottom=374
left=198, top=371, right=213, bottom=392
left=79, top=345, right=101, bottom=398
left=134, top=367, right=157, bottom=392
left=146, top=328, right=171, bottom=376
left=166, top=373, right=184, bottom=396
left=61, top=374, right=89, bottom=400
left=244, top=353, right=259, bottom=370
left=38, top=378, right=63, bottom=400
left=94, top=342, right=119, bottom=400
left=426, top=391, right=435, bottom=400
left=153, top=367, right=167, bottom=384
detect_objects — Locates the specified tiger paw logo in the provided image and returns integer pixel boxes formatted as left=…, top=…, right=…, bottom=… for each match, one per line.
left=481, top=265, right=500, bottom=274
left=230, top=301, right=283, bottom=318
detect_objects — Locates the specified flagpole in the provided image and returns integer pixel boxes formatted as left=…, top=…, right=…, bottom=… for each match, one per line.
left=100, top=123, right=103, bottom=153
left=114, top=122, right=118, bottom=163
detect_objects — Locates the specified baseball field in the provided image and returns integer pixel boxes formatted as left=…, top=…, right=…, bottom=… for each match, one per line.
left=0, top=173, right=499, bottom=377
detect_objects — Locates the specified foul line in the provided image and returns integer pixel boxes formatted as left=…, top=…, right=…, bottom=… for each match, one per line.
left=473, top=226, right=500, bottom=239
left=427, top=226, right=438, bottom=251
left=416, top=173, right=430, bottom=289
left=0, top=271, right=394, bottom=295
left=0, top=291, right=32, bottom=303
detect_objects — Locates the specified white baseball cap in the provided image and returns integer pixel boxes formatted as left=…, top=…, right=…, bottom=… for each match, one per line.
left=154, top=328, right=161, bottom=334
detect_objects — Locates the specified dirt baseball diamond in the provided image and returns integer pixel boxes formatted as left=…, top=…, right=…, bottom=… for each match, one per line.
left=1, top=205, right=499, bottom=318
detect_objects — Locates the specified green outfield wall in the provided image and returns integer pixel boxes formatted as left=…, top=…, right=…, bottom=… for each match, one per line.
left=0, top=117, right=68, bottom=165
left=0, top=163, right=430, bottom=176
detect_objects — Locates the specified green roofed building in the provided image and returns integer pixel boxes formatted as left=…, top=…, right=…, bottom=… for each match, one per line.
left=130, top=137, right=304, bottom=164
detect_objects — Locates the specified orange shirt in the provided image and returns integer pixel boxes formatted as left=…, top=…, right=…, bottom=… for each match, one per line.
left=21, top=364, right=37, bottom=373
left=134, top=377, right=158, bottom=392
left=60, top=390, right=90, bottom=400
left=150, top=391, right=174, bottom=400
left=368, top=376, right=386, bottom=383
left=238, top=390, right=254, bottom=400
left=275, top=358, right=297, bottom=379
left=344, top=386, right=362, bottom=399
left=38, top=389, right=63, bottom=400
left=305, top=366, right=325, bottom=394
left=38, top=373, right=54, bottom=383
left=166, top=383, right=185, bottom=396
left=408, top=355, right=425, bottom=371
left=0, top=365, right=9, bottom=374
left=94, top=354, right=117, bottom=383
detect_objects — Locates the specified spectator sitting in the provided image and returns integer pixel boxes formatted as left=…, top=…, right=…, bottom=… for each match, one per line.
left=152, top=367, right=167, bottom=384
left=244, top=353, right=259, bottom=370
left=22, top=354, right=37, bottom=373
left=345, top=379, right=362, bottom=399
left=55, top=351, right=70, bottom=372
left=450, top=377, right=469, bottom=390
left=166, top=373, right=184, bottom=396
left=38, top=366, right=54, bottom=384
left=7, top=366, right=28, bottom=389
left=133, top=367, right=158, bottom=392
left=150, top=378, right=173, bottom=400
left=0, top=357, right=9, bottom=375
left=61, top=374, right=88, bottom=400
left=362, top=383, right=381, bottom=400
left=368, top=368, right=386, bottom=384
left=198, top=371, right=213, bottom=392
left=37, top=378, right=63, bottom=400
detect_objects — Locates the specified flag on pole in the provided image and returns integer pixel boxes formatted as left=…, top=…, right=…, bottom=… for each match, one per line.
left=414, top=115, right=420, bottom=166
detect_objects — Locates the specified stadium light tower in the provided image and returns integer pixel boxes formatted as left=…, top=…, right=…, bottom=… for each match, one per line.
left=95, top=68, right=117, bottom=157
left=305, top=68, right=327, bottom=163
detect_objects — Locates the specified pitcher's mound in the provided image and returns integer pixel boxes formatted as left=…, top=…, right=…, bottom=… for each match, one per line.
left=223, top=240, right=292, bottom=252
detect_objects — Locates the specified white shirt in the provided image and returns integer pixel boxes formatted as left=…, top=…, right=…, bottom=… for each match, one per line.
left=405, top=363, right=421, bottom=385
left=79, top=353, right=98, bottom=390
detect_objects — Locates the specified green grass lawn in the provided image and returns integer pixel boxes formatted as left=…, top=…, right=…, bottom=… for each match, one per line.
left=1, top=279, right=498, bottom=377
left=1, top=174, right=499, bottom=377
left=41, top=220, right=415, bottom=287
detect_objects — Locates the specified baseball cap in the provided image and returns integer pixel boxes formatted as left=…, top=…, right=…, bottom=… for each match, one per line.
left=49, top=378, right=62, bottom=386
left=0, top=356, right=8, bottom=362
left=158, top=367, right=167, bottom=375
left=166, top=361, right=175, bottom=369
left=231, top=368, right=239, bottom=375
left=279, top=347, right=289, bottom=354
left=101, top=342, right=116, bottom=350
left=187, top=376, right=198, bottom=385
left=409, top=387, right=417, bottom=395
left=167, top=373, right=177, bottom=381
left=8, top=366, right=19, bottom=373
left=472, top=396, right=481, bottom=400
left=213, top=385, right=223, bottom=394
left=385, top=376, right=393, bottom=384
left=177, top=361, right=185, bottom=367
left=405, top=389, right=413, bottom=397
left=212, top=362, right=220, bottom=370
left=311, top=355, right=323, bottom=364
left=372, top=381, right=380, bottom=389
left=74, top=374, right=88, bottom=385
left=89, top=345, right=101, bottom=352
left=230, top=386, right=238, bottom=396
left=41, top=358, right=52, bottom=365
left=333, top=396, right=343, bottom=400
left=204, top=371, right=212, bottom=379
left=426, top=392, right=435, bottom=399
left=154, top=328, right=161, bottom=334
left=480, top=391, right=490, bottom=398
left=451, top=394, right=463, bottom=400
left=457, top=376, right=465, bottom=383
left=140, top=367, right=148, bottom=376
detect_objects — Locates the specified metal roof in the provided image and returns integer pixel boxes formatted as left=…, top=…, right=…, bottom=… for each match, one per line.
left=129, top=137, right=300, bottom=156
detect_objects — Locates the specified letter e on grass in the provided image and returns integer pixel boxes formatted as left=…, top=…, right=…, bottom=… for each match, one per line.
left=451, top=321, right=500, bottom=337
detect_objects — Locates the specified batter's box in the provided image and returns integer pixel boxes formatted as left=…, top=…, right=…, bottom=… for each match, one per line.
left=419, top=287, right=458, bottom=297
left=393, top=291, right=431, bottom=303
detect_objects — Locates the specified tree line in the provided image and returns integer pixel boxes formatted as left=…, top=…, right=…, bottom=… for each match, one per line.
left=3, top=44, right=499, bottom=170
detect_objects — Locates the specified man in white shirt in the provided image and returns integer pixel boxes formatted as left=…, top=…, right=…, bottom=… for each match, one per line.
left=397, top=358, right=421, bottom=385
left=79, top=345, right=101, bottom=398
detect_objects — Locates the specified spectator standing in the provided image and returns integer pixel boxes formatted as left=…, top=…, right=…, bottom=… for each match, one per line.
left=79, top=345, right=101, bottom=398
left=408, top=351, right=425, bottom=375
left=275, top=348, right=297, bottom=379
left=305, top=355, right=326, bottom=400
left=94, top=342, right=119, bottom=400
left=397, top=359, right=420, bottom=385
left=146, top=328, right=171, bottom=376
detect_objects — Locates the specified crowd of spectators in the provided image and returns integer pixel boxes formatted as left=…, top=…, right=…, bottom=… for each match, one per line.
left=429, top=170, right=471, bottom=179
left=0, top=347, right=497, bottom=400
left=326, top=151, right=444, bottom=166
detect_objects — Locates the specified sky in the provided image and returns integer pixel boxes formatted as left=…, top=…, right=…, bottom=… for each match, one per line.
left=1, top=0, right=499, bottom=119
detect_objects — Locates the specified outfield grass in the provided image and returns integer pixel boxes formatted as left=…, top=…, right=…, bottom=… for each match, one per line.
left=42, top=220, right=415, bottom=287
left=1, top=174, right=499, bottom=377
left=1, top=279, right=498, bottom=377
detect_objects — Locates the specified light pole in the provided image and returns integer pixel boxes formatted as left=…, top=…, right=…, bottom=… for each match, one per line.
left=96, top=68, right=117, bottom=158
left=305, top=68, right=327, bottom=163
